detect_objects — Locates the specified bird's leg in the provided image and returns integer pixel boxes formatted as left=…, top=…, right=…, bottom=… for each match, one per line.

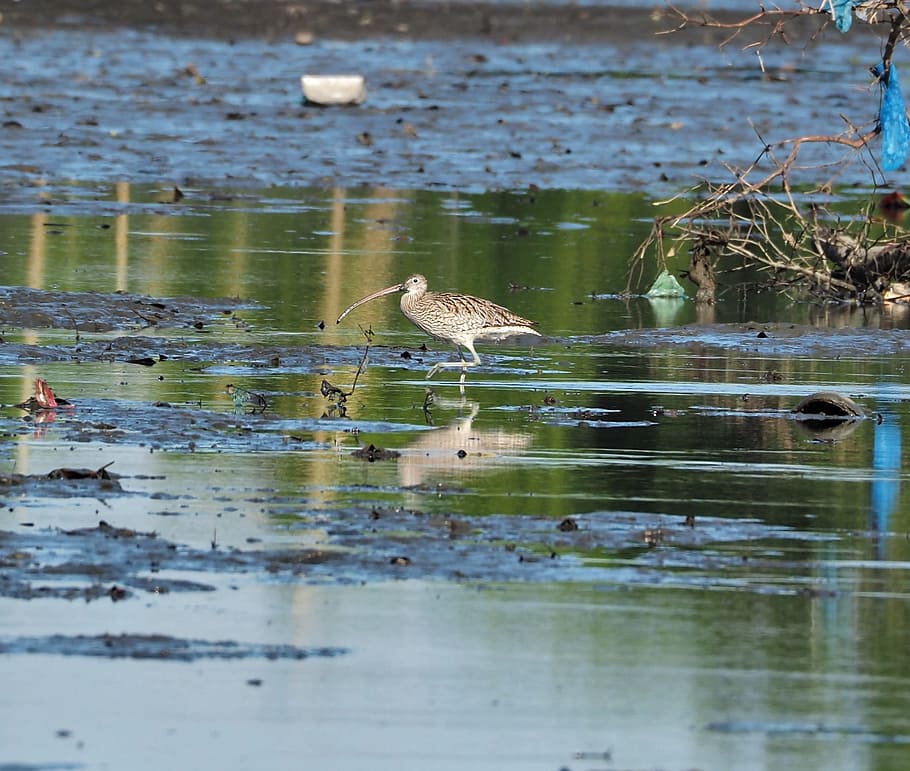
left=425, top=344, right=481, bottom=382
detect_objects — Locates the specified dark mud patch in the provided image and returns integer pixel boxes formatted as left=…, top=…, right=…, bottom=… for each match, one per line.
left=0, top=520, right=345, bottom=601
left=3, top=396, right=356, bottom=452
left=0, top=334, right=341, bottom=372
left=0, top=501, right=840, bottom=600
left=706, top=720, right=910, bottom=745
left=0, top=0, right=755, bottom=45
left=0, top=286, right=257, bottom=335
left=0, top=468, right=124, bottom=498
left=0, top=633, right=348, bottom=661
left=0, top=765, right=82, bottom=771
left=599, top=323, right=910, bottom=357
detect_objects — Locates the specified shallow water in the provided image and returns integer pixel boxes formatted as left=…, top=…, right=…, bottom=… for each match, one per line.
left=1, top=184, right=910, bottom=770
left=3, top=3, right=910, bottom=765
left=5, top=581, right=910, bottom=771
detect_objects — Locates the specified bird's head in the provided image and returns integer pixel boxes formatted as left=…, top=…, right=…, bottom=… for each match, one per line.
left=400, top=274, right=428, bottom=295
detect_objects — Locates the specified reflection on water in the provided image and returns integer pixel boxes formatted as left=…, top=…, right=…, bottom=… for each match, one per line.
left=398, top=395, right=533, bottom=489
left=1, top=184, right=910, bottom=771
left=8, top=183, right=910, bottom=342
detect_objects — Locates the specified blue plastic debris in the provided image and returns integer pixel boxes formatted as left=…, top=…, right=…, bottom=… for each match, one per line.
left=832, top=0, right=853, bottom=32
left=874, top=62, right=910, bottom=172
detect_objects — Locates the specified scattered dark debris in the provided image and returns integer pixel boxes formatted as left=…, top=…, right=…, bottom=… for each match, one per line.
left=264, top=550, right=334, bottom=573
left=573, top=749, right=613, bottom=762
left=320, top=379, right=347, bottom=400
left=226, top=383, right=268, bottom=414
left=352, top=444, right=401, bottom=462
left=444, top=518, right=470, bottom=538
left=64, top=520, right=146, bottom=538
left=0, top=465, right=122, bottom=492
left=389, top=555, right=411, bottom=566
left=643, top=527, right=663, bottom=546
left=0, top=286, right=257, bottom=334
left=798, top=585, right=839, bottom=598
left=650, top=406, right=683, bottom=417
left=108, top=584, right=129, bottom=601
left=558, top=517, right=579, bottom=532
left=322, top=331, right=374, bottom=418
left=15, top=377, right=73, bottom=411
left=47, top=462, right=116, bottom=481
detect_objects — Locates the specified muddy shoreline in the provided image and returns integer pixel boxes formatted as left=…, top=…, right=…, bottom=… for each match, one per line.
left=2, top=0, right=765, bottom=44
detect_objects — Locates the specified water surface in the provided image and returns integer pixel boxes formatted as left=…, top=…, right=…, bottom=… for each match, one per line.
left=1, top=184, right=910, bottom=770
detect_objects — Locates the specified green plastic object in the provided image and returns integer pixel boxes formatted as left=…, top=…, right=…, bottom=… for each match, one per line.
left=645, top=270, right=687, bottom=298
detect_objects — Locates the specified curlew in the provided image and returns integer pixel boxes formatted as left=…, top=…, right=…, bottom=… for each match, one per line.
left=336, top=273, right=541, bottom=384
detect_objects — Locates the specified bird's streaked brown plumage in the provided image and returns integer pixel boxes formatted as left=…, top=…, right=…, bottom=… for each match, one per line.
left=336, top=273, right=541, bottom=384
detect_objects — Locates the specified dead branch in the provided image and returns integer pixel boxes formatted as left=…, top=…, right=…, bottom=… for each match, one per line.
left=631, top=1, right=910, bottom=306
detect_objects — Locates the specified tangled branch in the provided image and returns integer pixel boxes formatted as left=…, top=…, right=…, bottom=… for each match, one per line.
left=632, top=1, right=910, bottom=305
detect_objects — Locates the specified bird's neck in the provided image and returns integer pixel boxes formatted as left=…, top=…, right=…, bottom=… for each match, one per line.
left=400, top=292, right=424, bottom=315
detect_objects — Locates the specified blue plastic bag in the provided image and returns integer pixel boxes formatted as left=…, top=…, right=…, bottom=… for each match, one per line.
left=874, top=62, right=910, bottom=171
left=832, top=0, right=853, bottom=32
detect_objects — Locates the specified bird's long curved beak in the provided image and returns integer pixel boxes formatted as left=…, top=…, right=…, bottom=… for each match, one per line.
left=336, top=282, right=402, bottom=324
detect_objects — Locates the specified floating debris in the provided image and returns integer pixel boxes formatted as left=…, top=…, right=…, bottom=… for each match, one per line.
left=301, top=74, right=367, bottom=106
left=352, top=444, right=401, bottom=462
left=15, top=377, right=73, bottom=411
left=46, top=462, right=116, bottom=481
left=644, top=269, right=687, bottom=298
left=226, top=383, right=268, bottom=414
left=792, top=391, right=865, bottom=419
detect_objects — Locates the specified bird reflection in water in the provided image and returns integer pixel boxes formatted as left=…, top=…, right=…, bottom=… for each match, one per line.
left=398, top=390, right=533, bottom=489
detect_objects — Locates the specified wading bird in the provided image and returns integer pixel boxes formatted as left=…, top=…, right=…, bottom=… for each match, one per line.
left=336, top=273, right=541, bottom=385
